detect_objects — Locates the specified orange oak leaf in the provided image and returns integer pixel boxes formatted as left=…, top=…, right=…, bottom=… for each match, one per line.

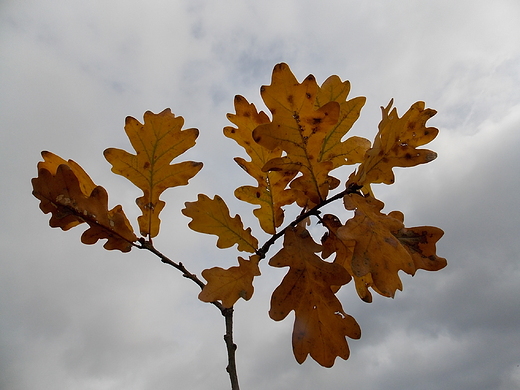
left=252, top=63, right=342, bottom=207
left=269, top=225, right=361, bottom=367
left=32, top=153, right=138, bottom=252
left=104, top=109, right=203, bottom=238
left=224, top=95, right=299, bottom=234
left=338, top=194, right=414, bottom=297
left=336, top=194, right=446, bottom=298
left=198, top=255, right=261, bottom=308
left=315, top=75, right=371, bottom=169
left=351, top=100, right=438, bottom=188
left=182, top=194, right=258, bottom=253
left=253, top=64, right=370, bottom=207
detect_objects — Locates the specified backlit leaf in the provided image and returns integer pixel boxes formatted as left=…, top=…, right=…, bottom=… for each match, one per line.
left=352, top=100, right=438, bottom=188
left=253, top=63, right=341, bottom=206
left=335, top=193, right=446, bottom=298
left=338, top=193, right=414, bottom=297
left=253, top=63, right=369, bottom=207
left=224, top=95, right=299, bottom=234
left=315, top=76, right=371, bottom=168
left=182, top=194, right=258, bottom=253
left=104, top=109, right=203, bottom=238
left=393, top=224, right=447, bottom=272
left=32, top=153, right=137, bottom=252
left=37, top=151, right=97, bottom=197
left=199, top=255, right=261, bottom=308
left=269, top=225, right=361, bottom=367
left=321, top=214, right=384, bottom=302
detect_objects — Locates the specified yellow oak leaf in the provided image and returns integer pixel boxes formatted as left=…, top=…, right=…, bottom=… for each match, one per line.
left=32, top=156, right=137, bottom=252
left=253, top=63, right=368, bottom=207
left=224, top=95, right=299, bottom=234
left=352, top=100, right=438, bottom=188
left=198, top=255, right=261, bottom=308
left=104, top=109, right=203, bottom=238
left=315, top=75, right=371, bottom=168
left=182, top=194, right=258, bottom=253
left=253, top=63, right=342, bottom=206
left=269, top=225, right=361, bottom=367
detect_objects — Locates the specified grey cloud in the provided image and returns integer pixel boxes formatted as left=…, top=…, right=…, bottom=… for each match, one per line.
left=2, top=0, right=520, bottom=389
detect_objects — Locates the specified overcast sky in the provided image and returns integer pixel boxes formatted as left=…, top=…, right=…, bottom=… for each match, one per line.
left=1, top=0, right=520, bottom=389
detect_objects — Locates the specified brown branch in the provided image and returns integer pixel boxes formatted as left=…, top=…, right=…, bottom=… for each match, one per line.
left=256, top=182, right=362, bottom=259
left=223, top=307, right=240, bottom=390
left=137, top=238, right=240, bottom=390
left=137, top=238, right=208, bottom=291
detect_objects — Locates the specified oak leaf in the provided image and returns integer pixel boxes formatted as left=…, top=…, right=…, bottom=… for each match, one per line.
left=352, top=100, right=438, bottom=188
left=389, top=210, right=447, bottom=272
left=321, top=214, right=383, bottom=303
left=315, top=75, right=371, bottom=169
left=269, top=225, right=361, bottom=367
left=337, top=194, right=414, bottom=297
left=335, top=194, right=446, bottom=298
left=198, top=255, right=261, bottom=308
left=104, top=109, right=203, bottom=238
left=182, top=194, right=258, bottom=253
left=224, top=95, right=299, bottom=234
left=32, top=152, right=137, bottom=252
left=37, top=151, right=97, bottom=197
left=253, top=64, right=370, bottom=207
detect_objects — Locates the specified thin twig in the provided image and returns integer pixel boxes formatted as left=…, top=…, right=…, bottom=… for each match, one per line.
left=223, top=307, right=240, bottom=390
left=256, top=182, right=361, bottom=259
left=137, top=238, right=240, bottom=389
left=137, top=238, right=207, bottom=290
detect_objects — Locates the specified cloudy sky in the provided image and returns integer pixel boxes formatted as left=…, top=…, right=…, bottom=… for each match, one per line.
left=1, top=0, right=520, bottom=389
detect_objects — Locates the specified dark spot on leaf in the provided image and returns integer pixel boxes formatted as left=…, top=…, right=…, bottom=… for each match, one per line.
left=143, top=162, right=150, bottom=169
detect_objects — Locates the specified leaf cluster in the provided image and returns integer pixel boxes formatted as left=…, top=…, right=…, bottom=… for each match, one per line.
left=32, top=63, right=446, bottom=371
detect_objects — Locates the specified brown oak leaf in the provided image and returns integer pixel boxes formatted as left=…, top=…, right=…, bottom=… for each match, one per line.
left=269, top=225, right=361, bottom=367
left=199, top=255, right=261, bottom=308
left=32, top=153, right=137, bottom=252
